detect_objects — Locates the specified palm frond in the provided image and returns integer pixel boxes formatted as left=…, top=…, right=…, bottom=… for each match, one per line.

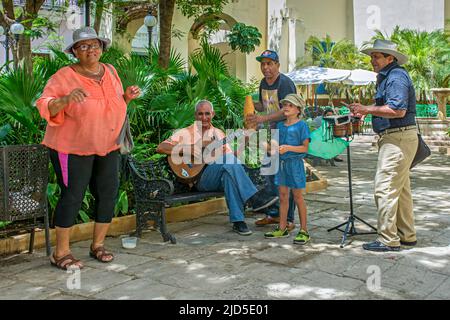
left=0, top=66, right=47, bottom=144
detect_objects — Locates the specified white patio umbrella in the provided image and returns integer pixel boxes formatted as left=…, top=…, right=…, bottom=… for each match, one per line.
left=286, top=66, right=352, bottom=107
left=343, top=69, right=377, bottom=85
left=286, top=66, right=376, bottom=86
left=286, top=66, right=351, bottom=85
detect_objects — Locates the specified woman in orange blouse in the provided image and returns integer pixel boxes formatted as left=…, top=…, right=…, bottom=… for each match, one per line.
left=36, top=27, right=140, bottom=270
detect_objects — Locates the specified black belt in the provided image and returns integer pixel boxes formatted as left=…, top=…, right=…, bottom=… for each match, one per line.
left=378, top=125, right=417, bottom=137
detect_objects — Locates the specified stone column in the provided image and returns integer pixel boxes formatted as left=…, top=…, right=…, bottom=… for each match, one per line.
left=287, top=16, right=296, bottom=73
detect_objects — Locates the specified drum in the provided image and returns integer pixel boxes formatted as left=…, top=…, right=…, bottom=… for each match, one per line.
left=333, top=122, right=352, bottom=137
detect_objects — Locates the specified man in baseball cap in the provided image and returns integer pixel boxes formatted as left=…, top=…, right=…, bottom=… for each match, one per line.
left=256, top=50, right=279, bottom=62
left=246, top=49, right=298, bottom=231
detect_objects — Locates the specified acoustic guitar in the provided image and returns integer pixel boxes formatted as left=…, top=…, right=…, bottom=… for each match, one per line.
left=167, top=129, right=246, bottom=184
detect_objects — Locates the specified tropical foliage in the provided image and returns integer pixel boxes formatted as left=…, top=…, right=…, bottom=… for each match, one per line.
left=227, top=23, right=262, bottom=54
left=303, top=35, right=370, bottom=70
left=0, top=41, right=252, bottom=224
left=300, top=35, right=374, bottom=106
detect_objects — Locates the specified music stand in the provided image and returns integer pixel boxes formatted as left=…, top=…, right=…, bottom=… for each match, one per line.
left=323, top=116, right=377, bottom=248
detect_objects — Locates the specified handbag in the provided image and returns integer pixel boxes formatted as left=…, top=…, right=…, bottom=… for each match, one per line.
left=410, top=119, right=431, bottom=169
left=106, top=64, right=134, bottom=155
left=116, top=114, right=134, bottom=155
left=410, top=133, right=431, bottom=169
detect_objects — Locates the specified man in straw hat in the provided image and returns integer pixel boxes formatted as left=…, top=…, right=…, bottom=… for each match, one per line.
left=349, top=39, right=418, bottom=252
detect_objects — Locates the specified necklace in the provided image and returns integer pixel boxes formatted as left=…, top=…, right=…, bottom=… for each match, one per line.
left=81, top=64, right=102, bottom=76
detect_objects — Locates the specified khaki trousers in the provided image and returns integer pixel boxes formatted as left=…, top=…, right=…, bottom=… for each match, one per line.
left=375, top=129, right=418, bottom=246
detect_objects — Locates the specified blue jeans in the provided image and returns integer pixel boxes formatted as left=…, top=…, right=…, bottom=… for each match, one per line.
left=265, top=174, right=296, bottom=223
left=196, top=154, right=258, bottom=223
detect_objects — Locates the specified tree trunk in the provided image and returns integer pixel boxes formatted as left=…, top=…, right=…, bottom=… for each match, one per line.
left=158, top=0, right=176, bottom=69
left=93, top=0, right=105, bottom=34
left=18, top=0, right=45, bottom=73
left=17, top=35, right=33, bottom=73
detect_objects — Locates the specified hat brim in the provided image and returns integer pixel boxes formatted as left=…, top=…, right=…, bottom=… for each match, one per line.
left=64, top=37, right=111, bottom=54
left=280, top=98, right=304, bottom=107
left=361, top=48, right=408, bottom=65
left=256, top=56, right=278, bottom=62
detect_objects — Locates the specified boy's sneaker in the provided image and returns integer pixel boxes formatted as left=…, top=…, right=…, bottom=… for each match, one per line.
left=293, top=229, right=310, bottom=245
left=232, top=221, right=252, bottom=236
left=264, top=227, right=290, bottom=238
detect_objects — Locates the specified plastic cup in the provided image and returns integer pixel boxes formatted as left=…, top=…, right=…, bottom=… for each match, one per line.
left=121, top=236, right=137, bottom=249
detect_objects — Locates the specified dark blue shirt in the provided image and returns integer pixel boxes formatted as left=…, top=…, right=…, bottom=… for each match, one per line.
left=259, top=73, right=297, bottom=129
left=372, top=62, right=416, bottom=133
left=276, top=120, right=310, bottom=160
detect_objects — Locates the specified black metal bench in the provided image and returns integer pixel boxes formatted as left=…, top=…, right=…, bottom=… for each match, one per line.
left=126, top=156, right=265, bottom=244
left=0, top=145, right=51, bottom=256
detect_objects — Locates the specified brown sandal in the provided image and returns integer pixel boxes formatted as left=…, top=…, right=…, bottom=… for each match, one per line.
left=89, top=245, right=114, bottom=263
left=50, top=252, right=84, bottom=270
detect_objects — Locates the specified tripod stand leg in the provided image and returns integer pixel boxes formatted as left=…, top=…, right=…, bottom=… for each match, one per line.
left=339, top=217, right=353, bottom=248
left=327, top=221, right=348, bottom=232
left=354, top=215, right=377, bottom=232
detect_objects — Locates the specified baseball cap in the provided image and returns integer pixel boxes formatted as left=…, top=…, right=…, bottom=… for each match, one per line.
left=256, top=50, right=279, bottom=62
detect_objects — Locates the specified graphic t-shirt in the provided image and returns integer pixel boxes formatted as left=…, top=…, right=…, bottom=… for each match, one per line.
left=259, top=73, right=296, bottom=128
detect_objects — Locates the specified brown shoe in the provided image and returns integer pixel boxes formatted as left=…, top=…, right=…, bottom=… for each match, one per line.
left=255, top=216, right=280, bottom=226
left=286, top=222, right=295, bottom=232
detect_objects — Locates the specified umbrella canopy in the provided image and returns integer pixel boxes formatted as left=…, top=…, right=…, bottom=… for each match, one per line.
left=343, top=69, right=377, bottom=85
left=287, top=66, right=376, bottom=86
left=286, top=66, right=350, bottom=85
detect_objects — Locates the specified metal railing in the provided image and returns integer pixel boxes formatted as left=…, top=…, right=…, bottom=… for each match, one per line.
left=416, top=104, right=450, bottom=118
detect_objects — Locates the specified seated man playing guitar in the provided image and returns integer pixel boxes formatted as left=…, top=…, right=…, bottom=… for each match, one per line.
left=156, top=100, right=278, bottom=235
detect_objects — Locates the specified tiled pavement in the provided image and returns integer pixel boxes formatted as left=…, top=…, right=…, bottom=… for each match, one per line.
left=1, top=134, right=449, bottom=300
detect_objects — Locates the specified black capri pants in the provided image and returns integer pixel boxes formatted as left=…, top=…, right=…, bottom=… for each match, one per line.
left=49, top=148, right=120, bottom=228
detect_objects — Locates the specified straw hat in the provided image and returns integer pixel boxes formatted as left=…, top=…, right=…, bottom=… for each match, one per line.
left=361, top=39, right=408, bottom=65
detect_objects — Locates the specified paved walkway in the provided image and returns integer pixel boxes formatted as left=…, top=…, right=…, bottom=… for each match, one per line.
left=1, top=134, right=449, bottom=300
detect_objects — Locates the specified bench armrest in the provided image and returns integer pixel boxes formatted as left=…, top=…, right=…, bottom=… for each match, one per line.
left=127, top=156, right=174, bottom=201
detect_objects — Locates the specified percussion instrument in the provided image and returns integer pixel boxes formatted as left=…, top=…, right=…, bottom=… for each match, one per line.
left=322, top=115, right=353, bottom=138
left=351, top=116, right=362, bottom=134
left=244, top=96, right=257, bottom=130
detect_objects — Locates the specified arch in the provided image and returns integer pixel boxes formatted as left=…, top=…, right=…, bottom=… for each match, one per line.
left=115, top=3, right=156, bottom=33
left=114, top=4, right=159, bottom=54
left=188, top=13, right=247, bottom=80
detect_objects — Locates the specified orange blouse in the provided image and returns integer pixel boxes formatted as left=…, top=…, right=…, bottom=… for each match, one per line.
left=36, top=64, right=127, bottom=156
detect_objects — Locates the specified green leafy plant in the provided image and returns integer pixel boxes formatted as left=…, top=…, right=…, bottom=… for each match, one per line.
left=0, top=66, right=47, bottom=144
left=227, top=23, right=262, bottom=54
left=114, top=190, right=129, bottom=217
